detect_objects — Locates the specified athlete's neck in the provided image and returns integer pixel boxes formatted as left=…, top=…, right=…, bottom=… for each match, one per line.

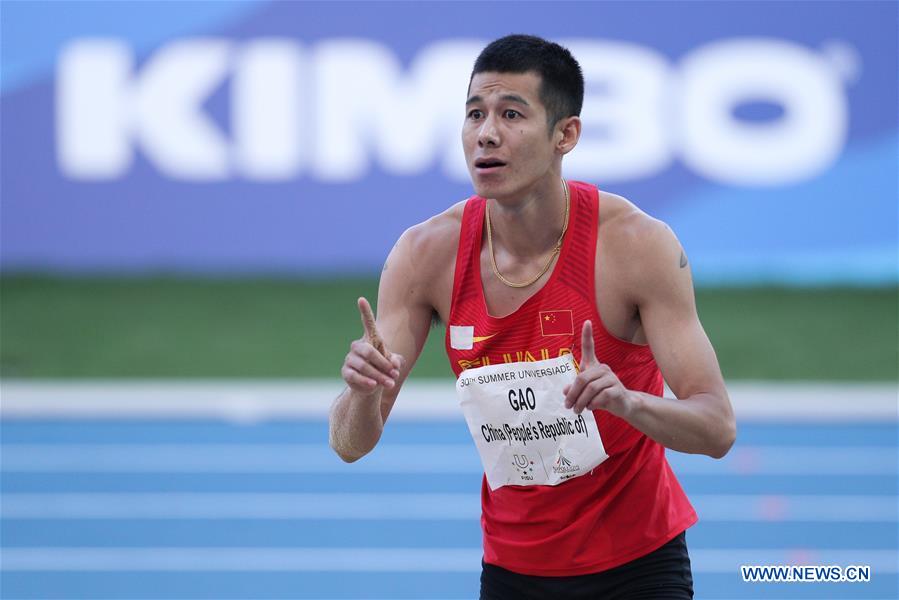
left=487, top=174, right=567, bottom=259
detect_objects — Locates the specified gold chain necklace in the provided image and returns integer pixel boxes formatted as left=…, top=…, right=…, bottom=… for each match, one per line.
left=485, top=178, right=570, bottom=288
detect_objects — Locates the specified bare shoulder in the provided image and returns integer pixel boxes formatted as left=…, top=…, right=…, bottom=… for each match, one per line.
left=400, top=200, right=465, bottom=256
left=384, top=200, right=466, bottom=317
left=398, top=199, right=466, bottom=266
left=597, top=191, right=689, bottom=310
left=599, top=191, right=682, bottom=266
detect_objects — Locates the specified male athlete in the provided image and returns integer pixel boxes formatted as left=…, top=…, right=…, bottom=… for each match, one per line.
left=329, top=35, right=736, bottom=599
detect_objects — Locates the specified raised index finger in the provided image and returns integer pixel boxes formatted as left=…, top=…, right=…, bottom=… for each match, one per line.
left=580, top=320, right=595, bottom=367
left=358, top=297, right=386, bottom=356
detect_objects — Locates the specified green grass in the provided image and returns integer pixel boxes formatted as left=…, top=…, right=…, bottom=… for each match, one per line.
left=1, top=275, right=896, bottom=380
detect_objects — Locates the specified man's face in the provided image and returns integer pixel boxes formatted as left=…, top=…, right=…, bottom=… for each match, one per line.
left=462, top=71, right=560, bottom=201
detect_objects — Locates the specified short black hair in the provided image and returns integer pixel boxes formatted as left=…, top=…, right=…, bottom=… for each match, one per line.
left=469, top=34, right=584, bottom=130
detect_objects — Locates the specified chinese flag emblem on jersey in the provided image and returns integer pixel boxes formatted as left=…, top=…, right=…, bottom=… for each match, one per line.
left=539, top=310, right=574, bottom=336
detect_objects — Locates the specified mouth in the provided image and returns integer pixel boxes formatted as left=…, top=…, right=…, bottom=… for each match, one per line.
left=474, top=158, right=507, bottom=172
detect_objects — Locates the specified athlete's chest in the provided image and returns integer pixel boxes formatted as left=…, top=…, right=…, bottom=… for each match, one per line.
left=476, top=246, right=641, bottom=344
left=479, top=259, right=551, bottom=318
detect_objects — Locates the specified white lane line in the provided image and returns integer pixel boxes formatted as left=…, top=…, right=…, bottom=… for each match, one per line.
left=1, top=380, right=896, bottom=422
left=0, top=380, right=403, bottom=422
left=1, top=548, right=895, bottom=573
left=0, top=443, right=481, bottom=473
left=1, top=444, right=895, bottom=475
left=1, top=493, right=896, bottom=522
left=0, top=548, right=481, bottom=571
left=0, top=493, right=479, bottom=520
left=691, top=494, right=899, bottom=522
left=670, top=447, right=899, bottom=476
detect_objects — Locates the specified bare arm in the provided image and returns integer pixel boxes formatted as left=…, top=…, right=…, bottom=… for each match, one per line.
left=328, top=228, right=438, bottom=462
left=564, top=218, right=736, bottom=458
left=630, top=222, right=736, bottom=457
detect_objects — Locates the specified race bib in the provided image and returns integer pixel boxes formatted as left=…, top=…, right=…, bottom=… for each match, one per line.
left=456, top=355, right=608, bottom=490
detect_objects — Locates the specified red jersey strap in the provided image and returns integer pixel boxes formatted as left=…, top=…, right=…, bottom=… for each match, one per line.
left=555, top=181, right=598, bottom=307
left=449, top=196, right=485, bottom=316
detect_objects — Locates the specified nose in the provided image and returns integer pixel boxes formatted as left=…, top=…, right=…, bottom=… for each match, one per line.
left=477, top=114, right=500, bottom=148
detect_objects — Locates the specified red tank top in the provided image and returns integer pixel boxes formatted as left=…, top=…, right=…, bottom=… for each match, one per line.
left=445, top=180, right=697, bottom=576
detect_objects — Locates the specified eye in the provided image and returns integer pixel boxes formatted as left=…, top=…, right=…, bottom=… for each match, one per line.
left=468, top=109, right=483, bottom=120
left=504, top=110, right=520, bottom=119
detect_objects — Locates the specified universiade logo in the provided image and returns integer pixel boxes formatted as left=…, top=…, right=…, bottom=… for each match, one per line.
left=552, top=449, right=580, bottom=478
left=56, top=37, right=856, bottom=186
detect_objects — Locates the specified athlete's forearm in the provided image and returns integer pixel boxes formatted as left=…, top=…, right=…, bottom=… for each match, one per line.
left=624, top=390, right=736, bottom=459
left=328, top=387, right=386, bottom=462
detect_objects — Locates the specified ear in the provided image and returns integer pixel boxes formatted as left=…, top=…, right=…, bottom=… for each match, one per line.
left=556, top=116, right=582, bottom=156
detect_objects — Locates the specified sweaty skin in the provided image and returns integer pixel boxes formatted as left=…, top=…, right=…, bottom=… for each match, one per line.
left=329, top=71, right=735, bottom=462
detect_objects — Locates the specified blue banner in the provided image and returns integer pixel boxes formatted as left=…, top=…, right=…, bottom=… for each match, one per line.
left=1, top=1, right=896, bottom=284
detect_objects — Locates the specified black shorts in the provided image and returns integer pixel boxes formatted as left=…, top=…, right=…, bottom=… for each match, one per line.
left=479, top=531, right=694, bottom=600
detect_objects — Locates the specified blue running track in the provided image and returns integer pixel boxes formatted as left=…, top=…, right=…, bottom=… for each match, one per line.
left=1, top=419, right=897, bottom=599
